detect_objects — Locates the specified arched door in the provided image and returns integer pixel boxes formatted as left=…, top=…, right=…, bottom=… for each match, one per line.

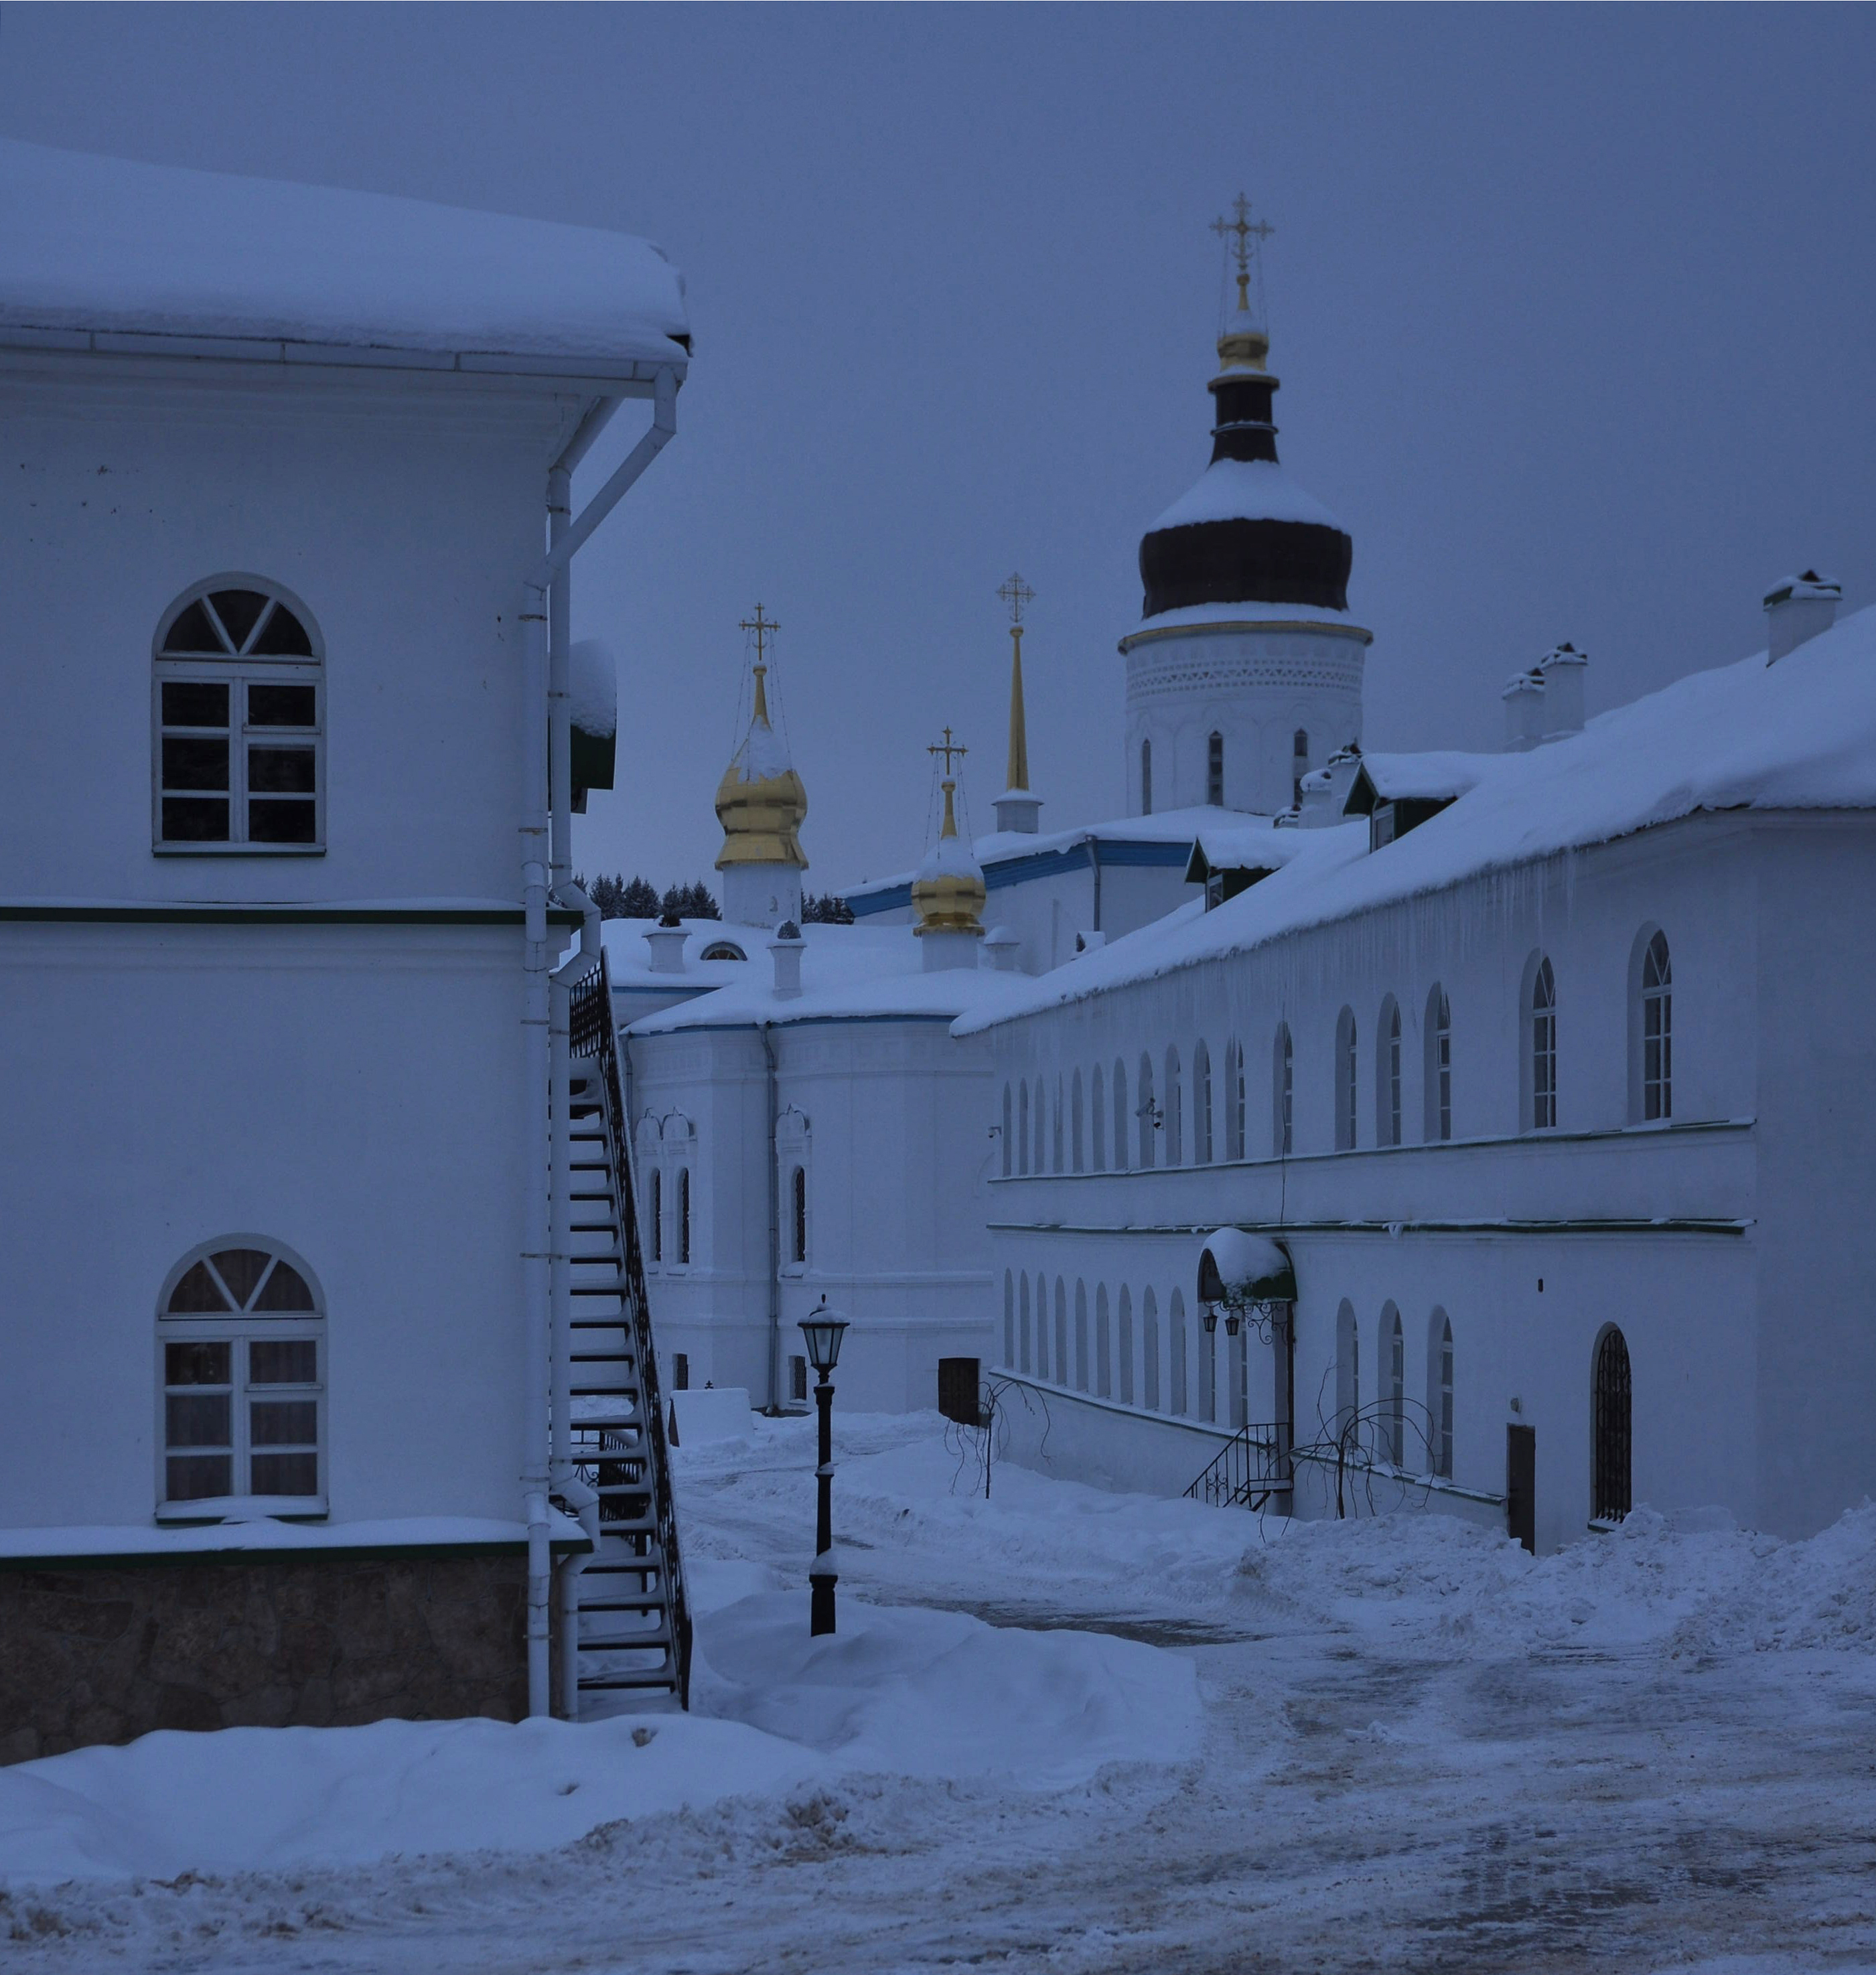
left=1592, top=1327, right=1632, bottom=1522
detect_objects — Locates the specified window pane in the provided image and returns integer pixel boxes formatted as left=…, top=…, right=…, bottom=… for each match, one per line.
left=250, top=1398, right=318, bottom=1446
left=167, top=1453, right=233, bottom=1501
left=248, top=605, right=313, bottom=658
left=248, top=746, right=316, bottom=794
left=167, top=1260, right=232, bottom=1313
left=210, top=1248, right=271, bottom=1307
left=165, top=1391, right=232, bottom=1449
left=247, top=684, right=316, bottom=728
left=161, top=737, right=229, bottom=792
left=251, top=1262, right=316, bottom=1313
left=250, top=1339, right=317, bottom=1384
left=161, top=796, right=229, bottom=842
left=161, top=600, right=228, bottom=655
left=248, top=798, right=317, bottom=844
left=165, top=1340, right=230, bottom=1386
left=162, top=680, right=229, bottom=727
left=208, top=589, right=269, bottom=650
left=250, top=1451, right=319, bottom=1496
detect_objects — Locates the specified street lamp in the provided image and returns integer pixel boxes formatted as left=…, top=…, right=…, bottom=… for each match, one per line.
left=798, top=1299, right=849, bottom=1637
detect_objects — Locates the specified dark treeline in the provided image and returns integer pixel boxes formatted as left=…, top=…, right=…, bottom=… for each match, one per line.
left=576, top=875, right=855, bottom=924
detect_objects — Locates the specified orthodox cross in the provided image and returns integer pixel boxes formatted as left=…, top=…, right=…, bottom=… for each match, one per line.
left=1212, top=193, right=1275, bottom=315
left=997, top=572, right=1035, bottom=627
left=928, top=727, right=967, bottom=776
left=738, top=603, right=780, bottom=664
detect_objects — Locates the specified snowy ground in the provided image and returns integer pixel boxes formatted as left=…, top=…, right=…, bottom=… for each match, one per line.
left=6, top=1411, right=1876, bottom=1972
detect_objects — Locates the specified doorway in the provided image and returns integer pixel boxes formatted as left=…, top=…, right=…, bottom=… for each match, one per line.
left=1506, top=1423, right=1536, bottom=1552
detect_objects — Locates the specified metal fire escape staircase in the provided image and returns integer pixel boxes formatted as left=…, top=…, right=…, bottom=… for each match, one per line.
left=558, top=958, right=692, bottom=1714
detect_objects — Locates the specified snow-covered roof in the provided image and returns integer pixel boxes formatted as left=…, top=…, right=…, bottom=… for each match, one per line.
left=957, top=604, right=1876, bottom=1034
left=1117, top=599, right=1372, bottom=650
left=1183, top=818, right=1324, bottom=883
left=0, top=140, right=689, bottom=376
left=1345, top=751, right=1503, bottom=811
left=1146, top=457, right=1346, bottom=536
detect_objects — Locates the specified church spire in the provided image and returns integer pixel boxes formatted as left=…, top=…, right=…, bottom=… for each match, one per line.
left=992, top=573, right=1043, bottom=836
left=715, top=603, right=808, bottom=930
left=912, top=728, right=987, bottom=970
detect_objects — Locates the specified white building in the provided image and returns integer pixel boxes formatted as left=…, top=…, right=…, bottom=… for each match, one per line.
left=0, top=141, right=692, bottom=1755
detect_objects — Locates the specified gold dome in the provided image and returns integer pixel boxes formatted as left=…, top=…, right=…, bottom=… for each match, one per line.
left=912, top=779, right=986, bottom=936
left=715, top=664, right=808, bottom=872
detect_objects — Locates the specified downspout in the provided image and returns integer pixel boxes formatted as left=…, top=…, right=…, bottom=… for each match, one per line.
left=760, top=1021, right=782, bottom=1414
left=524, top=366, right=679, bottom=1720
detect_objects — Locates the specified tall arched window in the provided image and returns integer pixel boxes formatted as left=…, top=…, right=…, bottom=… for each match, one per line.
left=1163, top=1045, right=1183, bottom=1167
left=1376, top=998, right=1402, bottom=1147
left=1074, top=1281, right=1090, bottom=1391
left=159, top=1240, right=324, bottom=1510
left=1052, top=1076, right=1065, bottom=1173
left=1636, top=929, right=1672, bottom=1122
left=650, top=1169, right=664, bottom=1264
left=790, top=1165, right=808, bottom=1264
left=677, top=1168, right=693, bottom=1264
left=1593, top=1325, right=1632, bottom=1522
left=1528, top=955, right=1558, bottom=1130
left=1193, top=1040, right=1213, bottom=1163
left=1054, top=1278, right=1070, bottom=1388
left=1424, top=984, right=1452, bottom=1143
left=1335, top=1299, right=1359, bottom=1440
left=1137, top=1052, right=1157, bottom=1169
left=1292, top=728, right=1309, bottom=808
left=1382, top=1305, right=1404, bottom=1465
left=1118, top=1286, right=1136, bottom=1405
left=1169, top=1289, right=1189, bottom=1416
left=1091, top=1066, right=1106, bottom=1172
left=1095, top=1285, right=1112, bottom=1397
left=1003, top=1270, right=1015, bottom=1367
left=1224, top=1039, right=1245, bottom=1160
left=1034, top=1273, right=1050, bottom=1380
left=1033, top=1078, right=1047, bottom=1173
left=1207, top=731, right=1224, bottom=806
left=1071, top=1069, right=1085, bottom=1173
left=1141, top=1288, right=1161, bottom=1410
left=1273, top=1023, right=1293, bottom=1156
left=1141, top=737, right=1153, bottom=815
left=154, top=579, right=323, bottom=850
left=1019, top=1272, right=1033, bottom=1372
left=1017, top=1082, right=1030, bottom=1175
left=1112, top=1059, right=1129, bottom=1170
left=1429, top=1311, right=1453, bottom=1479
left=1001, top=1084, right=1012, bottom=1176
left=1335, top=1006, right=1358, bottom=1151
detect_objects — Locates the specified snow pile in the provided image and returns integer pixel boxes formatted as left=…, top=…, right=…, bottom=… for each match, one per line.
left=0, top=139, right=689, bottom=364
left=567, top=639, right=616, bottom=739
left=1146, top=456, right=1348, bottom=537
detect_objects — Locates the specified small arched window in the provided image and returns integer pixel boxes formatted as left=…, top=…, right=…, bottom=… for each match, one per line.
left=1035, top=1272, right=1051, bottom=1380
left=1137, top=1052, right=1157, bottom=1169
left=1429, top=1311, right=1453, bottom=1479
left=1095, top=1285, right=1112, bottom=1398
left=1377, top=998, right=1402, bottom=1147
left=1335, top=1007, right=1358, bottom=1151
left=1207, top=731, right=1224, bottom=806
left=1335, top=1299, right=1359, bottom=1441
left=1141, top=1287, right=1160, bottom=1411
left=1071, top=1070, right=1085, bottom=1173
left=1112, top=1059, right=1129, bottom=1171
left=1638, top=930, right=1672, bottom=1122
left=154, top=579, right=323, bottom=851
left=1382, top=1305, right=1405, bottom=1466
left=1141, top=737, right=1153, bottom=815
left=1019, top=1272, right=1033, bottom=1372
left=159, top=1239, right=324, bottom=1512
left=1529, top=956, right=1558, bottom=1130
left=677, top=1168, right=693, bottom=1265
left=1003, top=1271, right=1015, bottom=1367
left=1593, top=1325, right=1632, bottom=1522
left=650, top=1168, right=664, bottom=1264
left=1163, top=1045, right=1182, bottom=1167
left=1001, top=1084, right=1013, bottom=1177
left=1017, top=1082, right=1030, bottom=1175
left=1074, top=1281, right=1090, bottom=1392
left=1118, top=1286, right=1137, bottom=1406
left=1052, top=1075, right=1065, bottom=1173
left=1292, top=729, right=1309, bottom=808
left=1033, top=1077, right=1047, bottom=1173
left=1273, top=1023, right=1293, bottom=1156
left=1225, top=1039, right=1246, bottom=1160
left=790, top=1165, right=808, bottom=1264
left=699, top=941, right=747, bottom=962
left=1054, top=1278, right=1070, bottom=1388
left=1091, top=1066, right=1106, bottom=1172
left=1193, top=1040, right=1214, bottom=1164
left=1424, top=984, right=1452, bottom=1143
left=1169, top=1289, right=1189, bottom=1416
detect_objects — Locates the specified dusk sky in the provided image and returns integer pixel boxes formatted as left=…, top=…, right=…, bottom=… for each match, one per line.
left=4, top=5, right=1872, bottom=895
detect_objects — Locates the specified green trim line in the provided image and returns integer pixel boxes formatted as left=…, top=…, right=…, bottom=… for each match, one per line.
left=989, top=1216, right=1752, bottom=1238
left=0, top=1535, right=593, bottom=1572
left=0, top=904, right=583, bottom=928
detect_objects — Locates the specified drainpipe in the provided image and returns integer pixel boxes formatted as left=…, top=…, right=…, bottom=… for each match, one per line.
left=522, top=367, right=680, bottom=1720
left=759, top=1021, right=782, bottom=1413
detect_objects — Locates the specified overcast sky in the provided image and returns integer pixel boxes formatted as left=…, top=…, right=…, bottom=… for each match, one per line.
left=5, top=5, right=1872, bottom=894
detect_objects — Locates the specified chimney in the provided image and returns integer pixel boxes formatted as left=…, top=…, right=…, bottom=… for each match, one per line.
left=769, top=920, right=804, bottom=1000
left=1301, top=743, right=1364, bottom=827
left=1764, top=570, right=1841, bottom=664
left=1502, top=670, right=1546, bottom=752
left=645, top=916, right=688, bottom=974
left=1536, top=643, right=1587, bottom=739
left=983, top=926, right=1021, bottom=972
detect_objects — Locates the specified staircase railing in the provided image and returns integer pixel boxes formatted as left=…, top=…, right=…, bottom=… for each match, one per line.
left=569, top=954, right=693, bottom=1707
left=1185, top=1420, right=1287, bottom=1512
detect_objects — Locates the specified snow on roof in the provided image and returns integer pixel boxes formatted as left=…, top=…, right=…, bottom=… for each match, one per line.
left=1185, top=818, right=1324, bottom=882
left=1147, top=457, right=1346, bottom=536
left=847, top=806, right=1224, bottom=901
left=569, top=639, right=616, bottom=739
left=958, top=604, right=1876, bottom=1035
left=1346, top=750, right=1503, bottom=810
left=1117, top=598, right=1370, bottom=650
left=0, top=139, right=689, bottom=372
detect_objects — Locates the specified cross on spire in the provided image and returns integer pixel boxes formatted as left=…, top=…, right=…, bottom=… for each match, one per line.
left=1212, top=192, right=1275, bottom=315
left=738, top=603, right=780, bottom=664
left=997, top=572, right=1035, bottom=627
left=928, top=726, right=967, bottom=778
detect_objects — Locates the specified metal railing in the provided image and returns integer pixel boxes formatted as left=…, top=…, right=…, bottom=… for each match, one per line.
left=1184, top=1420, right=1287, bottom=1512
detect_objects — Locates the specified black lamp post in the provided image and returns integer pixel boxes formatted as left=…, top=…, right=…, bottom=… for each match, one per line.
left=798, top=1300, right=849, bottom=1637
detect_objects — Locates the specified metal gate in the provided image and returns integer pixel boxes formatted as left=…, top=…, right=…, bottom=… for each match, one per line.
left=1592, top=1326, right=1632, bottom=1523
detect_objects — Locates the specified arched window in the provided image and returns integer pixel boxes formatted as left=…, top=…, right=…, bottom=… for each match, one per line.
left=1224, top=1039, right=1245, bottom=1161
left=159, top=1239, right=324, bottom=1510
left=1074, top=1281, right=1090, bottom=1391
left=154, top=579, right=323, bottom=850
left=1095, top=1285, right=1112, bottom=1397
left=1034, top=1272, right=1050, bottom=1380
left=1528, top=955, right=1558, bottom=1130
left=1118, top=1286, right=1137, bottom=1406
left=1141, top=737, right=1153, bottom=815
left=1137, top=1052, right=1157, bottom=1169
left=1424, top=984, right=1452, bottom=1143
left=1198, top=1296, right=1216, bottom=1422
left=677, top=1168, right=692, bottom=1264
left=1071, top=1069, right=1085, bottom=1173
left=1141, top=1288, right=1161, bottom=1411
left=1033, top=1078, right=1047, bottom=1173
left=1335, top=1299, right=1359, bottom=1440
left=1054, top=1278, right=1070, bottom=1388
left=1001, top=1084, right=1012, bottom=1177
left=1163, top=1045, right=1183, bottom=1167
left=1292, top=728, right=1309, bottom=808
left=1593, top=1325, right=1632, bottom=1522
left=650, top=1168, right=663, bottom=1264
left=1382, top=1304, right=1404, bottom=1465
left=1019, top=1273, right=1032, bottom=1372
left=1169, top=1289, right=1189, bottom=1416
left=1052, top=1076, right=1065, bottom=1174
left=1429, top=1311, right=1453, bottom=1479
left=1091, top=1066, right=1106, bottom=1172
left=1377, top=998, right=1402, bottom=1147
left=1207, top=731, right=1225, bottom=806
left=699, top=940, right=747, bottom=962
left=1273, top=1023, right=1293, bottom=1156
left=790, top=1165, right=808, bottom=1264
left=1112, top=1059, right=1129, bottom=1170
left=1636, top=929, right=1672, bottom=1122
left=1003, top=1271, right=1015, bottom=1367
left=1017, top=1082, right=1029, bottom=1176
left=1193, top=1040, right=1214, bottom=1163
left=1334, top=1006, right=1358, bottom=1151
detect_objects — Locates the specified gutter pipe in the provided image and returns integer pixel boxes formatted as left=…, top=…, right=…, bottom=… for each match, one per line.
left=524, top=367, right=680, bottom=1720
left=759, top=1021, right=782, bottom=1413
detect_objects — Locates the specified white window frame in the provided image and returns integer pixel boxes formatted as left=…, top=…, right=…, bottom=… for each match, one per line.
left=1637, top=928, right=1672, bottom=1122
left=1377, top=999, right=1402, bottom=1147
left=1528, top=954, right=1558, bottom=1131
left=1335, top=1007, right=1358, bottom=1151
left=1425, top=985, right=1453, bottom=1143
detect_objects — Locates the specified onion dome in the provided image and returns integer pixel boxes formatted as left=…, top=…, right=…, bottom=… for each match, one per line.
left=715, top=662, right=808, bottom=872
left=1137, top=308, right=1354, bottom=618
left=911, top=776, right=986, bottom=937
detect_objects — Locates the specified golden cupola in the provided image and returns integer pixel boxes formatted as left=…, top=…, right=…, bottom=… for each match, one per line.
left=713, top=659, right=807, bottom=872
left=912, top=730, right=986, bottom=966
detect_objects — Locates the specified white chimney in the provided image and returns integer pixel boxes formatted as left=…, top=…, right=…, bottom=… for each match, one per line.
left=1764, top=571, right=1841, bottom=664
left=1536, top=643, right=1587, bottom=739
left=1502, top=670, right=1546, bottom=752
left=645, top=920, right=688, bottom=974
left=983, top=927, right=1021, bottom=972
left=1300, top=745, right=1364, bottom=827
left=769, top=921, right=804, bottom=1000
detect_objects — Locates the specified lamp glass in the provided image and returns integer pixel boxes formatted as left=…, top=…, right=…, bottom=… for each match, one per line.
left=798, top=1314, right=849, bottom=1376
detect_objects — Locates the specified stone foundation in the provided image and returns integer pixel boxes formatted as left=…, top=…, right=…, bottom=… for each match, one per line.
left=0, top=1548, right=546, bottom=1764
